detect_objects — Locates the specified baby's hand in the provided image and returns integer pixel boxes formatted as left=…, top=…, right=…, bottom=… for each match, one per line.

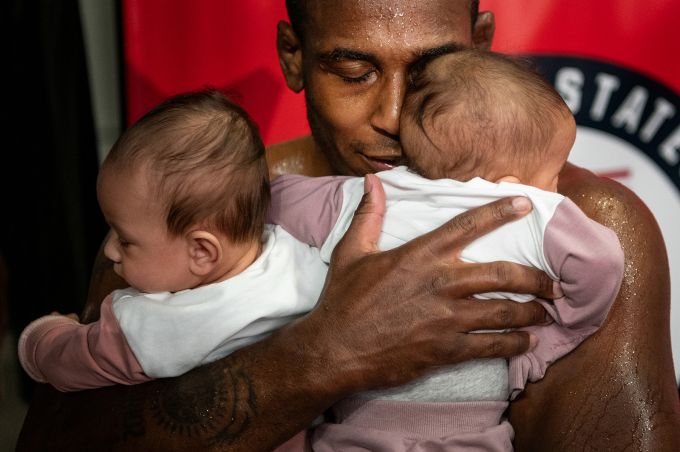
left=50, top=311, right=80, bottom=322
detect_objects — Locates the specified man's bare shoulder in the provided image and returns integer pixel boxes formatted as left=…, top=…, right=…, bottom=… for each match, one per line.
left=558, top=162, right=656, bottom=233
left=512, top=162, right=680, bottom=451
left=266, top=135, right=333, bottom=179
left=557, top=162, right=666, bottom=308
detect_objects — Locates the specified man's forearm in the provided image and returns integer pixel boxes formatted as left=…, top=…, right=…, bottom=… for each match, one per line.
left=18, top=316, right=339, bottom=451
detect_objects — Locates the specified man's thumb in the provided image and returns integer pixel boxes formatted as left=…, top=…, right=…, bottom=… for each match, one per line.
left=335, top=174, right=386, bottom=258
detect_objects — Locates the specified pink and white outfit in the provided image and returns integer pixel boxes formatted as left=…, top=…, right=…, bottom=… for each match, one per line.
left=18, top=225, right=327, bottom=391
left=268, top=167, right=624, bottom=451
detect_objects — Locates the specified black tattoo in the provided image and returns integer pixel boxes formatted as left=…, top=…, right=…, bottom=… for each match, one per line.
left=122, top=388, right=146, bottom=440
left=208, top=367, right=258, bottom=446
left=150, top=363, right=258, bottom=445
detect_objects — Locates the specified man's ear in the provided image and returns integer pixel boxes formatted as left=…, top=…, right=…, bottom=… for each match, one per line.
left=472, top=11, right=495, bottom=50
left=277, top=20, right=304, bottom=93
left=187, top=231, right=222, bottom=277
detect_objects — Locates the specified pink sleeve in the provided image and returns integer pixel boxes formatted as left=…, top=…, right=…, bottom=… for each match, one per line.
left=17, top=294, right=152, bottom=392
left=268, top=174, right=351, bottom=248
left=508, top=198, right=624, bottom=398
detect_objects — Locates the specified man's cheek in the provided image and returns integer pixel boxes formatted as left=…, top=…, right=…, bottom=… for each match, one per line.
left=324, top=98, right=371, bottom=133
left=313, top=84, right=370, bottom=127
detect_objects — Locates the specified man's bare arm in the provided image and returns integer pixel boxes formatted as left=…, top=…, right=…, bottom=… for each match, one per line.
left=510, top=163, right=680, bottom=451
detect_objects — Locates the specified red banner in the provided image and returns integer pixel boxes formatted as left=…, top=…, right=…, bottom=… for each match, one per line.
left=122, top=0, right=302, bottom=144
left=485, top=0, right=680, bottom=92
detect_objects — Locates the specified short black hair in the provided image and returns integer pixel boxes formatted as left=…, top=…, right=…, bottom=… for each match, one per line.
left=285, top=0, right=306, bottom=39
left=471, top=1, right=479, bottom=25
left=286, top=0, right=480, bottom=40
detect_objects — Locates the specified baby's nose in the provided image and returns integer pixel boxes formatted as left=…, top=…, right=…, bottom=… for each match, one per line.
left=103, top=235, right=121, bottom=263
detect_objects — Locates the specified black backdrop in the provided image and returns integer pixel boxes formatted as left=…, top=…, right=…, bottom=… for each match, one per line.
left=3, top=0, right=108, bottom=399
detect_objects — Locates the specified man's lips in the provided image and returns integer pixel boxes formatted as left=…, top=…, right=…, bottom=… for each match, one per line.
left=360, top=153, right=405, bottom=171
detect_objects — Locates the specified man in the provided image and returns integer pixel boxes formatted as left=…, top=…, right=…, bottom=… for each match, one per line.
left=18, top=1, right=680, bottom=451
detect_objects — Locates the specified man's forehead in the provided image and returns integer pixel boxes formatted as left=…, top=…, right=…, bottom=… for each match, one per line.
left=305, top=0, right=470, bottom=19
left=305, top=0, right=473, bottom=54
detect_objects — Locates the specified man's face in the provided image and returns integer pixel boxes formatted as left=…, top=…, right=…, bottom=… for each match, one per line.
left=280, top=0, right=492, bottom=176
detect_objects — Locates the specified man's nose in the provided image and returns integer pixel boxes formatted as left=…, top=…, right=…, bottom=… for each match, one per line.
left=370, top=72, right=406, bottom=139
left=103, top=233, right=121, bottom=263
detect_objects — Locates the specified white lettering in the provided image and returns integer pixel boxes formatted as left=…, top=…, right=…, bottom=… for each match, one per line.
left=611, top=86, right=649, bottom=134
left=555, top=68, right=583, bottom=114
left=590, top=73, right=620, bottom=121
left=640, top=98, right=676, bottom=143
left=660, top=125, right=680, bottom=166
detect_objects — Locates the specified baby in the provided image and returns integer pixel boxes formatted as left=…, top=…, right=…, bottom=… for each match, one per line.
left=19, top=90, right=327, bottom=390
left=268, top=50, right=625, bottom=450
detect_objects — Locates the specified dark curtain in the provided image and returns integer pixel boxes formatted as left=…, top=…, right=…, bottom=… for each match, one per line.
left=3, top=0, right=108, bottom=399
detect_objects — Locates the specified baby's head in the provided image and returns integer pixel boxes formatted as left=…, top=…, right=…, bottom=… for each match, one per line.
left=401, top=49, right=576, bottom=191
left=97, top=89, right=269, bottom=293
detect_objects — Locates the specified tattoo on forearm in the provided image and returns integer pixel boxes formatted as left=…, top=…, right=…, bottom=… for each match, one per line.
left=209, top=367, right=258, bottom=446
left=122, top=388, right=146, bottom=440
left=150, top=363, right=258, bottom=445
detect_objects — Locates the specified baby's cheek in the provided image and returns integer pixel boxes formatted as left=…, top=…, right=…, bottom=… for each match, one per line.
left=112, top=262, right=122, bottom=277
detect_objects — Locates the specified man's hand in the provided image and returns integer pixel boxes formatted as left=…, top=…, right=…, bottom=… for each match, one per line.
left=304, top=174, right=557, bottom=392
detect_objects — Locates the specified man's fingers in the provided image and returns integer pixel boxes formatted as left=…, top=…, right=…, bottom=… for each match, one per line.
left=448, top=261, right=560, bottom=299
left=458, top=331, right=534, bottom=360
left=411, top=197, right=532, bottom=258
left=453, top=299, right=550, bottom=330
left=333, top=174, right=386, bottom=260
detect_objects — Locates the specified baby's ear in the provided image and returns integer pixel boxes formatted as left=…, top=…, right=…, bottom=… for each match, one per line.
left=187, top=231, right=222, bottom=276
left=495, top=175, right=521, bottom=184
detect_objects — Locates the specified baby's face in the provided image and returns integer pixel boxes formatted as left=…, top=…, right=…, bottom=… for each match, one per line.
left=97, top=167, right=197, bottom=293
